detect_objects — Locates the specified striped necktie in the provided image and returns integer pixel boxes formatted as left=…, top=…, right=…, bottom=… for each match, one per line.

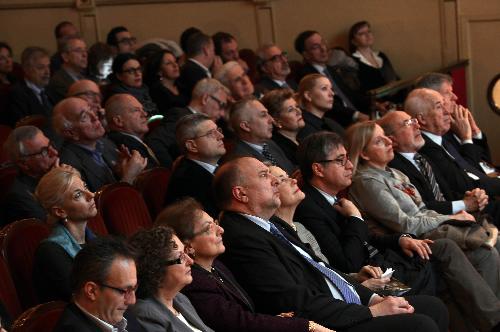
left=414, top=153, right=445, bottom=201
left=262, top=143, right=277, bottom=166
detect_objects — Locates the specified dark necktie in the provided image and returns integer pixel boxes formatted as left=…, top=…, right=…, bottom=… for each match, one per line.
left=441, top=138, right=485, bottom=178
left=39, top=89, right=51, bottom=111
left=281, top=82, right=289, bottom=89
left=261, top=143, right=277, bottom=166
left=269, top=223, right=361, bottom=304
left=414, top=153, right=445, bottom=201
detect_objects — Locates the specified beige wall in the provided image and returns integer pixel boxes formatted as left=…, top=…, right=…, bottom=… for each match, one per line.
left=0, top=0, right=498, bottom=160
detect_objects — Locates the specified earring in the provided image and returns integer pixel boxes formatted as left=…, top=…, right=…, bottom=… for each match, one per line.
left=63, top=217, right=68, bottom=223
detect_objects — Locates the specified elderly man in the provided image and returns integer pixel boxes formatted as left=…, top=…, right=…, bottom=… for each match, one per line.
left=106, top=26, right=137, bottom=55
left=2, top=126, right=58, bottom=225
left=214, top=61, right=255, bottom=101
left=53, top=97, right=146, bottom=192
left=106, top=94, right=159, bottom=169
left=224, top=97, right=295, bottom=175
left=164, top=113, right=225, bottom=218
left=53, top=237, right=143, bottom=332
left=7, top=47, right=52, bottom=126
left=294, top=30, right=368, bottom=126
left=255, top=43, right=297, bottom=94
left=67, top=79, right=106, bottom=129
left=146, top=78, right=228, bottom=167
left=177, top=32, right=215, bottom=98
left=48, top=37, right=88, bottom=103
left=215, top=156, right=448, bottom=332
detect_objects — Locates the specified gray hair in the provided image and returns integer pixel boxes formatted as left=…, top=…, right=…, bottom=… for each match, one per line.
left=3, top=125, right=42, bottom=161
left=214, top=61, right=241, bottom=88
left=21, top=46, right=49, bottom=69
left=175, top=113, right=212, bottom=154
left=192, top=78, right=229, bottom=100
left=404, top=88, right=438, bottom=118
left=255, top=43, right=276, bottom=70
left=229, top=96, right=258, bottom=133
left=414, top=72, right=452, bottom=91
left=52, top=99, right=76, bottom=137
left=59, top=36, right=84, bottom=53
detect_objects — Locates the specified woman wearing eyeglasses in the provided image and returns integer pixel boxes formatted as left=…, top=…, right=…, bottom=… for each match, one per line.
left=33, top=165, right=97, bottom=302
left=129, top=225, right=214, bottom=332
left=156, top=197, right=334, bottom=332
left=109, top=53, right=159, bottom=115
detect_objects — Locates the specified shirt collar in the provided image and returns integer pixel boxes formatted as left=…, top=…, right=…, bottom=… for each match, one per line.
left=421, top=131, right=442, bottom=146
left=74, top=301, right=127, bottom=332
left=240, top=213, right=271, bottom=232
left=25, top=79, right=43, bottom=94
left=190, top=158, right=218, bottom=174
left=187, top=106, right=198, bottom=114
left=272, top=79, right=286, bottom=87
left=312, top=185, right=337, bottom=205
left=311, top=63, right=327, bottom=74
left=242, top=140, right=264, bottom=153
left=188, top=58, right=212, bottom=77
left=352, top=50, right=382, bottom=68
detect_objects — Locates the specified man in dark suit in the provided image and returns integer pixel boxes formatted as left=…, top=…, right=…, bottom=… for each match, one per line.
left=178, top=32, right=215, bottom=99
left=145, top=78, right=229, bottom=168
left=2, top=126, right=58, bottom=225
left=105, top=94, right=159, bottom=170
left=255, top=43, right=297, bottom=95
left=165, top=113, right=225, bottom=218
left=53, top=97, right=146, bottom=192
left=54, top=237, right=144, bottom=332
left=7, top=47, right=53, bottom=127
left=294, top=30, right=369, bottom=127
left=224, top=97, right=295, bottom=175
left=214, top=156, right=448, bottom=332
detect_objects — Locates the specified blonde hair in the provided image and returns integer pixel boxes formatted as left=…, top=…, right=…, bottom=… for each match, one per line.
left=297, top=73, right=325, bottom=108
left=345, top=121, right=377, bottom=173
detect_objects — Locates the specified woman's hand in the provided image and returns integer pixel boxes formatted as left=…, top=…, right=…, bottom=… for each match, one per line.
left=451, top=210, right=476, bottom=222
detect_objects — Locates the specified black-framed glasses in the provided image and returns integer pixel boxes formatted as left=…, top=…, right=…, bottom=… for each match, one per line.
left=22, top=141, right=55, bottom=158
left=117, top=37, right=137, bottom=45
left=122, top=66, right=142, bottom=75
left=264, top=51, right=288, bottom=63
left=317, top=155, right=350, bottom=167
left=192, top=127, right=223, bottom=140
left=165, top=250, right=191, bottom=266
left=99, top=283, right=138, bottom=299
left=192, top=219, right=220, bottom=237
left=209, top=95, right=228, bottom=109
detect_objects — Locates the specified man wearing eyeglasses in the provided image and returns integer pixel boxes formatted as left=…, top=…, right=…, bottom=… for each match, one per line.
left=165, top=113, right=226, bottom=218
left=107, top=26, right=137, bottom=55
left=54, top=236, right=145, bottom=332
left=48, top=37, right=88, bottom=103
left=255, top=43, right=297, bottom=95
left=68, top=79, right=106, bottom=129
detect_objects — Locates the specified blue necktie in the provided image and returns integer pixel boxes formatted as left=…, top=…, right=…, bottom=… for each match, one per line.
left=441, top=138, right=485, bottom=178
left=269, top=223, right=361, bottom=304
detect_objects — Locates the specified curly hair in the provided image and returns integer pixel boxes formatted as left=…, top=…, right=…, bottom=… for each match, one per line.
left=128, top=226, right=178, bottom=299
left=155, top=197, right=204, bottom=242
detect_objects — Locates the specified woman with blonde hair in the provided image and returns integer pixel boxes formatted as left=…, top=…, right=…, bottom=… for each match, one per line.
left=33, top=165, right=97, bottom=302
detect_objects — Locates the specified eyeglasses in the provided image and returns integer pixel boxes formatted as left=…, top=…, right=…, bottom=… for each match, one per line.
left=307, top=41, right=328, bottom=52
left=117, top=37, right=137, bottom=45
left=22, top=141, right=55, bottom=158
left=209, top=95, right=228, bottom=109
left=317, top=155, right=350, bottom=167
left=402, top=118, right=418, bottom=127
left=99, top=283, right=138, bottom=299
left=192, top=127, right=223, bottom=140
left=122, top=66, right=142, bottom=75
left=165, top=250, right=192, bottom=266
left=264, top=51, right=288, bottom=63
left=192, top=219, right=220, bottom=237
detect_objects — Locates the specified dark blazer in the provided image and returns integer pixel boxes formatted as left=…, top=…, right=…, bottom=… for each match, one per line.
left=443, top=132, right=488, bottom=172
left=59, top=138, right=118, bottom=192
left=254, top=76, right=298, bottom=95
left=7, top=80, right=53, bottom=126
left=107, top=131, right=159, bottom=170
left=219, top=211, right=374, bottom=330
left=223, top=139, right=296, bottom=175
left=354, top=52, right=399, bottom=93
left=47, top=68, right=78, bottom=103
left=148, top=80, right=189, bottom=116
left=3, top=173, right=47, bottom=225
left=165, top=158, right=219, bottom=218
left=182, top=260, right=308, bottom=332
left=271, top=131, right=299, bottom=165
left=389, top=153, right=454, bottom=215
left=297, top=110, right=345, bottom=141
left=145, top=107, right=192, bottom=168
left=178, top=60, right=210, bottom=98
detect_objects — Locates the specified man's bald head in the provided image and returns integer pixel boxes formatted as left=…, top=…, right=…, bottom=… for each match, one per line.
left=405, top=88, right=450, bottom=136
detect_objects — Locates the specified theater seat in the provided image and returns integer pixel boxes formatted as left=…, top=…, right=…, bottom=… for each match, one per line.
left=15, top=115, right=47, bottom=130
left=10, top=301, right=66, bottom=332
left=86, top=212, right=108, bottom=236
left=0, top=255, right=22, bottom=321
left=95, top=183, right=152, bottom=237
left=0, top=218, right=50, bottom=310
left=134, top=167, right=171, bottom=220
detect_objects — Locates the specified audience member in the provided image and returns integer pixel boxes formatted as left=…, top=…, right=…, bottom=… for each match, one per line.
left=0, top=42, right=15, bottom=87
left=53, top=236, right=143, bottom=332
left=7, top=47, right=52, bottom=127
left=215, top=156, right=448, bottom=332
left=143, top=49, right=188, bottom=114
left=109, top=53, right=159, bottom=115
left=129, top=226, right=214, bottom=331
left=297, top=73, right=344, bottom=140
left=47, top=37, right=88, bottom=103
left=212, top=31, right=249, bottom=71
left=87, top=42, right=113, bottom=84
left=67, top=79, right=106, bottom=129
left=261, top=88, right=304, bottom=164
left=179, top=27, right=201, bottom=54
left=53, top=97, right=146, bottom=192
left=107, top=26, right=137, bottom=55
left=178, top=32, right=216, bottom=98
left=33, top=166, right=97, bottom=302
left=106, top=93, right=159, bottom=169
left=225, top=97, right=295, bottom=175
left=255, top=43, right=296, bottom=94
left=50, top=21, right=80, bottom=74
left=165, top=113, right=225, bottom=218
left=146, top=78, right=228, bottom=167
left=2, top=126, right=58, bottom=224
left=215, top=61, right=255, bottom=101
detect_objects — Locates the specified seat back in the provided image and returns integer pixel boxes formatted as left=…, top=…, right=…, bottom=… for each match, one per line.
left=0, top=255, right=22, bottom=321
left=95, top=183, right=152, bottom=237
left=134, top=167, right=171, bottom=220
left=10, top=301, right=66, bottom=332
left=86, top=212, right=108, bottom=236
left=0, top=219, right=50, bottom=309
left=15, top=115, right=47, bottom=130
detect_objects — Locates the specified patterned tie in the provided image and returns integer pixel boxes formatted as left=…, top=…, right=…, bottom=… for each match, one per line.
left=261, top=143, right=277, bottom=166
left=269, top=223, right=361, bottom=304
left=414, top=153, right=445, bottom=201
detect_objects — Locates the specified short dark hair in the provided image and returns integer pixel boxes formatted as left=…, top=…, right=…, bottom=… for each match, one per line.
left=0, top=42, right=13, bottom=56
left=71, top=236, right=136, bottom=292
left=185, top=32, right=212, bottom=58
left=414, top=72, right=452, bottom=91
left=54, top=21, right=74, bottom=39
left=297, top=131, right=344, bottom=181
left=155, top=197, right=205, bottom=242
left=107, top=26, right=129, bottom=46
left=261, top=88, right=295, bottom=118
left=143, top=49, right=175, bottom=86
left=348, top=21, right=370, bottom=54
left=212, top=31, right=235, bottom=56
left=111, top=52, right=139, bottom=75
left=128, top=226, right=178, bottom=298
left=180, top=27, right=202, bottom=53
left=294, top=30, right=317, bottom=55
left=213, top=157, right=247, bottom=209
